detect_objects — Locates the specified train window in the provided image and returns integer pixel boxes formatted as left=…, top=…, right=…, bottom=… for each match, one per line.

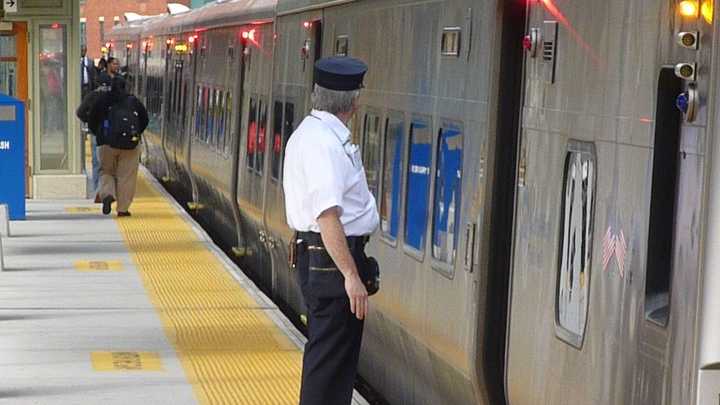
left=283, top=103, right=295, bottom=177
left=335, top=35, right=349, bottom=57
left=202, top=87, right=209, bottom=142
left=645, top=68, right=683, bottom=327
left=432, top=123, right=463, bottom=265
left=556, top=141, right=596, bottom=349
left=224, top=92, right=233, bottom=155
left=362, top=113, right=382, bottom=199
left=246, top=97, right=258, bottom=170
left=217, top=90, right=226, bottom=152
left=194, top=85, right=201, bottom=139
left=404, top=117, right=433, bottom=253
left=209, top=88, right=217, bottom=146
left=441, top=27, right=461, bottom=57
left=380, top=113, right=405, bottom=242
left=271, top=101, right=283, bottom=180
left=256, top=100, right=267, bottom=174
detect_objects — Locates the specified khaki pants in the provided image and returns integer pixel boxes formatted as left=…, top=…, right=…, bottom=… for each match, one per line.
left=99, top=146, right=141, bottom=213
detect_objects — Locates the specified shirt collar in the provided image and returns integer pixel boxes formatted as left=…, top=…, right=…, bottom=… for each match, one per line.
left=310, top=109, right=351, bottom=145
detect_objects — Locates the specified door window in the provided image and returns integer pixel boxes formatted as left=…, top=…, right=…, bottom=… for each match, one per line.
left=381, top=113, right=405, bottom=241
left=556, top=141, right=596, bottom=348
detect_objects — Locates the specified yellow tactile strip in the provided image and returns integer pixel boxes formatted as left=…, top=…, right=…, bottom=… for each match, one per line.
left=114, top=173, right=302, bottom=404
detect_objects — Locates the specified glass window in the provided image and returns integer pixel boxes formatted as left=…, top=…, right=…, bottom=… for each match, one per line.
left=224, top=92, right=233, bottom=155
left=381, top=114, right=405, bottom=241
left=208, top=88, right=216, bottom=145
left=39, top=24, right=68, bottom=171
left=217, top=90, right=225, bottom=151
left=194, top=85, right=202, bottom=139
left=80, top=21, right=87, bottom=48
left=203, top=87, right=210, bottom=143
left=99, top=20, right=105, bottom=43
left=404, top=117, right=432, bottom=252
left=256, top=100, right=267, bottom=174
left=271, top=101, right=283, bottom=180
left=362, top=113, right=382, bottom=199
left=246, top=97, right=257, bottom=170
left=432, top=123, right=463, bottom=264
left=556, top=141, right=596, bottom=348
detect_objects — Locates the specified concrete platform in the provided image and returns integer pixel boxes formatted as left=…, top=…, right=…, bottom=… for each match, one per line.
left=0, top=170, right=369, bottom=405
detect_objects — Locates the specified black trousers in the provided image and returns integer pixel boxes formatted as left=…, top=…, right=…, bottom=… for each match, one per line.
left=296, top=241, right=364, bottom=405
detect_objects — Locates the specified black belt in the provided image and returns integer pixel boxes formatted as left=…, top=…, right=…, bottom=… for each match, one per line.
left=297, top=231, right=369, bottom=250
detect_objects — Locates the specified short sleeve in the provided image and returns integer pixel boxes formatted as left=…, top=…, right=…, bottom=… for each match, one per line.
left=302, top=140, right=348, bottom=220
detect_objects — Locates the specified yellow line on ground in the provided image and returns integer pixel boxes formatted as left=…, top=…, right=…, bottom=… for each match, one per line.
left=114, top=172, right=302, bottom=404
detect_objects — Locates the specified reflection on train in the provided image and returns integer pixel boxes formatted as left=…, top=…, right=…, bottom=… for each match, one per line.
left=109, top=0, right=720, bottom=404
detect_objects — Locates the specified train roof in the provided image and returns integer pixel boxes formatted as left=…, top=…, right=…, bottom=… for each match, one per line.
left=276, top=0, right=357, bottom=15
left=110, top=0, right=277, bottom=39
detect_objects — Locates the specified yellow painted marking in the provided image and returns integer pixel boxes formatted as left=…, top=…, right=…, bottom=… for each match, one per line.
left=91, top=352, right=163, bottom=371
left=114, top=173, right=302, bottom=404
left=65, top=206, right=100, bottom=213
left=74, top=260, right=124, bottom=272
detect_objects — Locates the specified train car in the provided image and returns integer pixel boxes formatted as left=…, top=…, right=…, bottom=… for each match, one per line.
left=109, top=0, right=720, bottom=404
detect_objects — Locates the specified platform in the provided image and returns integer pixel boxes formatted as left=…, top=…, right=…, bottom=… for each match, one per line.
left=0, top=168, right=368, bottom=405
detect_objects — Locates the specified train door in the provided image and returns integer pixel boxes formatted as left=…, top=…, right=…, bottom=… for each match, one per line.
left=506, top=1, right=706, bottom=404
left=262, top=13, right=322, bottom=303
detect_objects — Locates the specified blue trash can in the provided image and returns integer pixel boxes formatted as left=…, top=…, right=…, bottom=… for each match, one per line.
left=0, top=93, right=26, bottom=220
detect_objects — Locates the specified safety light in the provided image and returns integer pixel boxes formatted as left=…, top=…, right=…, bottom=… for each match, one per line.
left=679, top=0, right=699, bottom=17
left=241, top=29, right=256, bottom=42
left=175, top=43, right=188, bottom=53
left=188, top=35, right=196, bottom=44
left=702, top=0, right=713, bottom=23
left=51, top=23, right=60, bottom=29
left=105, top=42, right=112, bottom=49
left=126, top=43, right=133, bottom=49
left=303, top=21, right=312, bottom=29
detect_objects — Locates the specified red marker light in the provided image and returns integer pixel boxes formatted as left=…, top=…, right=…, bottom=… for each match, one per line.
left=188, top=36, right=195, bottom=44
left=522, top=35, right=532, bottom=50
left=51, top=23, right=60, bottom=29
left=241, top=29, right=256, bottom=42
left=126, top=43, right=133, bottom=49
left=303, top=21, right=312, bottom=29
left=106, top=42, right=112, bottom=48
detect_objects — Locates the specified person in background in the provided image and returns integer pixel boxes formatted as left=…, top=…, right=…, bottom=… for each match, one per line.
left=96, top=77, right=148, bottom=217
left=81, top=45, right=101, bottom=202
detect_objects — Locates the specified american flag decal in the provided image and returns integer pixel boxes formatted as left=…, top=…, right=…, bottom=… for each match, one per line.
left=602, top=226, right=629, bottom=278
left=602, top=227, right=616, bottom=272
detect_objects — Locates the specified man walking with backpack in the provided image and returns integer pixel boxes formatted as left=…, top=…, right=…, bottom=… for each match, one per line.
left=96, top=77, right=149, bottom=217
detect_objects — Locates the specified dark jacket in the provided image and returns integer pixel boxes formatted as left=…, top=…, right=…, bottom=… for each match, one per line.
left=77, top=77, right=148, bottom=146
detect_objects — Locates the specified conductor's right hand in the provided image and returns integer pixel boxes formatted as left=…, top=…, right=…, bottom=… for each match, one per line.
left=345, top=273, right=368, bottom=320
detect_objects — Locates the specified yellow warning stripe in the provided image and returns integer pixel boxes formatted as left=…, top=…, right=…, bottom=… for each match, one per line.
left=114, top=173, right=302, bottom=404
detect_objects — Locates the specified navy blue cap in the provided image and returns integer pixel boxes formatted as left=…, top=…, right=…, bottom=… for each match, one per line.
left=314, top=57, right=367, bottom=91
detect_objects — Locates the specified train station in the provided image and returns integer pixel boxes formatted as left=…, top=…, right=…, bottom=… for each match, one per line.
left=2, top=0, right=720, bottom=404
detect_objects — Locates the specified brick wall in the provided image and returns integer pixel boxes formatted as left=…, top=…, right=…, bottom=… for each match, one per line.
left=81, top=0, right=190, bottom=61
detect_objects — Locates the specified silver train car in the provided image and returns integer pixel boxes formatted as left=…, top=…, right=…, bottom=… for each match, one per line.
left=108, top=0, right=720, bottom=403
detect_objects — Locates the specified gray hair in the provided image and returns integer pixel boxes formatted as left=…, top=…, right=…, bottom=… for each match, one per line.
left=311, top=84, right=360, bottom=115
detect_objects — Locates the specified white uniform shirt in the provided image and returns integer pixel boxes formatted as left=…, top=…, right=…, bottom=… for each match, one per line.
left=283, top=109, right=379, bottom=236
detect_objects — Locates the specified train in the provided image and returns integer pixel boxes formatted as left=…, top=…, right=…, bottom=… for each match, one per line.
left=108, top=0, right=720, bottom=404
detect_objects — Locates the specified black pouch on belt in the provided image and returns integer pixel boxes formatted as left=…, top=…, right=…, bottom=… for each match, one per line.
left=303, top=232, right=381, bottom=299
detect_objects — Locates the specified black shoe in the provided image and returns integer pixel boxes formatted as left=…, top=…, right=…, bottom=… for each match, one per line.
left=117, top=211, right=131, bottom=217
left=102, top=196, right=114, bottom=215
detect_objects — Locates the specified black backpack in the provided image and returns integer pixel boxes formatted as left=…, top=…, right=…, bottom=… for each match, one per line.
left=105, top=96, right=143, bottom=150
